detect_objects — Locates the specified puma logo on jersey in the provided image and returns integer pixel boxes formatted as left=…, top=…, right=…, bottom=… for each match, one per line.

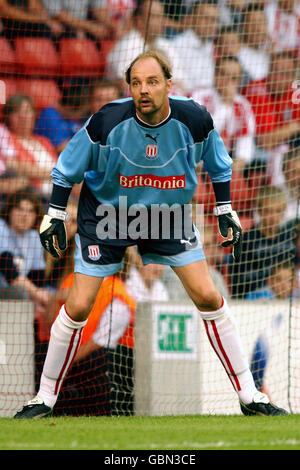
left=180, top=238, right=193, bottom=246
left=145, top=133, right=159, bottom=143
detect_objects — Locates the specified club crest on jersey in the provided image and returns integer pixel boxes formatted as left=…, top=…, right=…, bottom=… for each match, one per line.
left=88, top=245, right=101, bottom=261
left=145, top=144, right=158, bottom=160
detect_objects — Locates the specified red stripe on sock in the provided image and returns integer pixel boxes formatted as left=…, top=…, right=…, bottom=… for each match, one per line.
left=54, top=328, right=78, bottom=395
left=203, top=319, right=238, bottom=392
left=63, top=328, right=83, bottom=383
left=203, top=320, right=236, bottom=390
left=211, top=320, right=241, bottom=391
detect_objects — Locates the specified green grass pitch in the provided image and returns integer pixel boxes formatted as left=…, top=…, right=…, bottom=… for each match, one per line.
left=0, top=414, right=299, bottom=450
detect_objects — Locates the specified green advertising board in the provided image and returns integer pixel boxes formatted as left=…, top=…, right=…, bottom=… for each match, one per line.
left=153, top=305, right=199, bottom=359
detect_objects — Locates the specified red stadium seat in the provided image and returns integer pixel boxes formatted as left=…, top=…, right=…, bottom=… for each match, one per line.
left=59, top=38, right=102, bottom=76
left=99, top=40, right=116, bottom=75
left=0, top=37, right=16, bottom=74
left=14, top=38, right=60, bottom=76
left=17, top=79, right=61, bottom=109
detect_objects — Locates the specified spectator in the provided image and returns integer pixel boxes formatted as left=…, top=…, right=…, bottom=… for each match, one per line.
left=2, top=95, right=58, bottom=198
left=105, top=0, right=186, bottom=94
left=160, top=0, right=192, bottom=37
left=229, top=185, right=295, bottom=298
left=214, top=25, right=242, bottom=62
left=246, top=259, right=297, bottom=300
left=237, top=3, right=273, bottom=82
left=170, top=1, right=219, bottom=91
left=265, top=0, right=300, bottom=54
left=85, top=80, right=123, bottom=116
left=192, top=56, right=256, bottom=173
left=161, top=0, right=193, bottom=18
left=91, top=0, right=136, bottom=40
left=35, top=83, right=88, bottom=154
left=214, top=26, right=251, bottom=87
left=280, top=145, right=300, bottom=223
left=0, top=188, right=51, bottom=312
left=243, top=51, right=300, bottom=186
left=0, top=0, right=64, bottom=41
left=43, top=0, right=110, bottom=42
left=219, top=0, right=248, bottom=31
left=248, top=261, right=298, bottom=395
left=0, top=123, right=28, bottom=199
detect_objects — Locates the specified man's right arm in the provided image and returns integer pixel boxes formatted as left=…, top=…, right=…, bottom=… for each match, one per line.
left=40, top=122, right=99, bottom=258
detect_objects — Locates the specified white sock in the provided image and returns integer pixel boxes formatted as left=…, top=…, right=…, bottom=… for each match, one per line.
left=38, top=304, right=87, bottom=409
left=199, top=297, right=257, bottom=404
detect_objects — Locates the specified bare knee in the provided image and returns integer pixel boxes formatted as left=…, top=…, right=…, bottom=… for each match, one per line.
left=65, top=294, right=97, bottom=321
left=190, top=286, right=222, bottom=311
left=63, top=274, right=103, bottom=322
left=173, top=261, right=223, bottom=312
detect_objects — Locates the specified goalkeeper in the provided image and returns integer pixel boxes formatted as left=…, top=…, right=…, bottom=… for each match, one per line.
left=15, top=49, right=287, bottom=418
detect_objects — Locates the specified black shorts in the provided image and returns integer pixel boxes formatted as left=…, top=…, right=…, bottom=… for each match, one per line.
left=73, top=183, right=205, bottom=277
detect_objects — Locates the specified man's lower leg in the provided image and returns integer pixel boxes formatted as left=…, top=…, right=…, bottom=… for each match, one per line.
left=199, top=297, right=257, bottom=404
left=37, top=304, right=87, bottom=409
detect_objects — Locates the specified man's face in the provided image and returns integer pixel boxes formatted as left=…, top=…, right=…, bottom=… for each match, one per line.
left=90, top=86, right=120, bottom=114
left=215, top=60, right=241, bottom=102
left=192, top=4, right=219, bottom=40
left=243, top=11, right=268, bottom=47
left=129, top=57, right=171, bottom=125
left=259, top=198, right=287, bottom=234
left=9, top=100, right=35, bottom=137
left=216, top=32, right=241, bottom=58
left=138, top=0, right=165, bottom=39
left=267, top=56, right=296, bottom=95
left=9, top=199, right=37, bottom=233
left=268, top=267, right=298, bottom=299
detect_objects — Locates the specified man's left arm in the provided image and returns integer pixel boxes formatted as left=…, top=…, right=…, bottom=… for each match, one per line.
left=202, top=126, right=243, bottom=261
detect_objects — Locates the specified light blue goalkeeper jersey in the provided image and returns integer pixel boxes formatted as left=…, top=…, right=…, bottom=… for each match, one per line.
left=51, top=96, right=232, bottom=208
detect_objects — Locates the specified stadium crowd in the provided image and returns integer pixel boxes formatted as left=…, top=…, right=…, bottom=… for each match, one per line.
left=0, top=0, right=299, bottom=415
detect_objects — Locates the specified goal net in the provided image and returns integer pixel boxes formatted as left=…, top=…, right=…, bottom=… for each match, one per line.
left=0, top=0, right=299, bottom=417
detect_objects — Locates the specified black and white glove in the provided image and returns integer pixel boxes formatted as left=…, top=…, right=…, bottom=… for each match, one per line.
left=39, top=207, right=69, bottom=259
left=213, top=204, right=242, bottom=261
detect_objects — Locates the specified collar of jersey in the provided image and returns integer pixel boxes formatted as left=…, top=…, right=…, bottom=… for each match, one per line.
left=134, top=106, right=171, bottom=128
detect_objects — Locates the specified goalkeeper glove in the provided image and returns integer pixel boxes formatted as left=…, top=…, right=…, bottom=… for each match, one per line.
left=39, top=207, right=69, bottom=259
left=213, top=204, right=242, bottom=261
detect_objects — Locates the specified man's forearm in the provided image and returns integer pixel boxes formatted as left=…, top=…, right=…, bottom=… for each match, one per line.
left=12, top=275, right=39, bottom=301
left=212, top=180, right=231, bottom=205
left=49, top=184, right=72, bottom=211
